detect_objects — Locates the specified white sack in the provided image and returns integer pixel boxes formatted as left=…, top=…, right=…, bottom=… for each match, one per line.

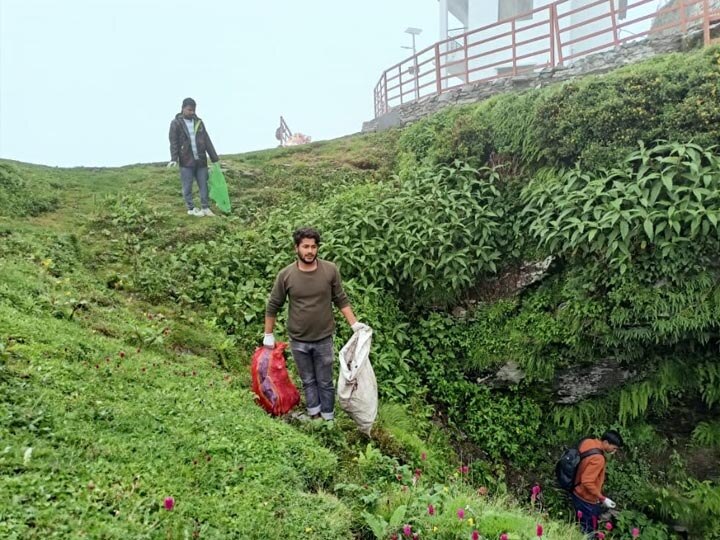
left=337, top=326, right=377, bottom=435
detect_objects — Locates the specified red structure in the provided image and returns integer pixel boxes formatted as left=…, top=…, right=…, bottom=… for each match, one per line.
left=373, top=0, right=720, bottom=117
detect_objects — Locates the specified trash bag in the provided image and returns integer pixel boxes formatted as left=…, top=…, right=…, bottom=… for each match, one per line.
left=208, top=162, right=231, bottom=213
left=337, top=326, right=377, bottom=435
left=251, top=342, right=300, bottom=416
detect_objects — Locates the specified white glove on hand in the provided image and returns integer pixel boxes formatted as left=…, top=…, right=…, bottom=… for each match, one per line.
left=351, top=322, right=369, bottom=333
left=263, top=333, right=275, bottom=349
left=602, top=497, right=616, bottom=509
left=166, top=161, right=177, bottom=168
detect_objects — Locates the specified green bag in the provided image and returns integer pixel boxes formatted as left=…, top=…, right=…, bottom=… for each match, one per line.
left=208, top=163, right=231, bottom=213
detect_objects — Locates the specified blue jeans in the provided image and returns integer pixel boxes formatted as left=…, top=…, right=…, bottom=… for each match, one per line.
left=289, top=336, right=335, bottom=420
left=180, top=164, right=209, bottom=210
left=571, top=493, right=601, bottom=533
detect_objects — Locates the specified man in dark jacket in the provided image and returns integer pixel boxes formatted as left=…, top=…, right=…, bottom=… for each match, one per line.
left=168, top=97, right=219, bottom=217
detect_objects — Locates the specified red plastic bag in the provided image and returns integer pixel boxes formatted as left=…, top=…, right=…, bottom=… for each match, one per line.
left=250, top=342, right=300, bottom=416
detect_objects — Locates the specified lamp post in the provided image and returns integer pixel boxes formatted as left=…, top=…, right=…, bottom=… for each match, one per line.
left=403, top=27, right=422, bottom=101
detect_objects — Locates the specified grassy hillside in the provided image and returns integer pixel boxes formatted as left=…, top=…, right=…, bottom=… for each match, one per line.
left=3, top=45, right=720, bottom=539
left=0, top=139, right=583, bottom=539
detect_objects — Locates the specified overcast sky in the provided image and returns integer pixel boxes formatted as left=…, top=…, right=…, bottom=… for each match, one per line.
left=0, top=0, right=438, bottom=167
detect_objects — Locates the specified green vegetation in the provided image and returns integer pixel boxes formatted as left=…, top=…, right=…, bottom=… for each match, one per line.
left=2, top=45, right=720, bottom=538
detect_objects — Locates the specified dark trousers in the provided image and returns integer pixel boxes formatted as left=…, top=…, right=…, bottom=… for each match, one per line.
left=571, top=493, right=602, bottom=533
left=289, top=336, right=335, bottom=420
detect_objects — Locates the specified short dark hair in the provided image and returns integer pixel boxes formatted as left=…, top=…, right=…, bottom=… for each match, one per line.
left=182, top=97, right=196, bottom=109
left=601, top=430, right=624, bottom=448
left=293, top=227, right=321, bottom=247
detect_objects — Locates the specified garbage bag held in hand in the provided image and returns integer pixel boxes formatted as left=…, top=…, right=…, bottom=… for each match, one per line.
left=251, top=342, right=300, bottom=416
left=337, top=326, right=377, bottom=435
left=208, top=162, right=231, bottom=213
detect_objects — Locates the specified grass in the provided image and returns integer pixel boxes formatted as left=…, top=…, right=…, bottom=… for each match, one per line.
left=0, top=130, right=585, bottom=539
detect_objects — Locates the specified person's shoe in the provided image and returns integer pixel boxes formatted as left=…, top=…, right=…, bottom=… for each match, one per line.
left=201, top=208, right=215, bottom=217
left=189, top=208, right=204, bottom=217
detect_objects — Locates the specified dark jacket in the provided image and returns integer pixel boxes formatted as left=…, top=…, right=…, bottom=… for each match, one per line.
left=169, top=113, right=219, bottom=167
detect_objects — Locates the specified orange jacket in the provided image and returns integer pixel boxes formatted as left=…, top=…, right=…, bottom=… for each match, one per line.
left=573, top=438, right=606, bottom=504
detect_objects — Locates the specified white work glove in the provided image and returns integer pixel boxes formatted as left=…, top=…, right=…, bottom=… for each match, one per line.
left=166, top=161, right=177, bottom=168
left=263, top=333, right=275, bottom=349
left=602, top=497, right=616, bottom=509
left=351, top=322, right=369, bottom=333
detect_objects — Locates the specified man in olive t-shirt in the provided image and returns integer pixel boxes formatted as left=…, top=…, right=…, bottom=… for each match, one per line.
left=263, top=227, right=367, bottom=420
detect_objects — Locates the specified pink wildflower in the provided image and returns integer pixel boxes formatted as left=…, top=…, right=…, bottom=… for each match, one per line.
left=457, top=508, right=465, bottom=520
left=596, top=533, right=605, bottom=540
left=421, top=452, right=427, bottom=461
left=164, top=497, right=174, bottom=511
left=472, top=531, right=479, bottom=540
left=536, top=524, right=543, bottom=537
left=427, top=504, right=435, bottom=516
left=458, top=465, right=469, bottom=474
left=632, top=528, right=640, bottom=538
left=500, top=534, right=508, bottom=540
left=414, top=468, right=422, bottom=478
left=531, top=484, right=541, bottom=496
left=403, top=524, right=412, bottom=536
left=605, top=522, right=613, bottom=531
left=577, top=510, right=583, bottom=520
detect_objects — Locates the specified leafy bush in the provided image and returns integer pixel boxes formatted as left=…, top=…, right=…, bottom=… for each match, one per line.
left=396, top=46, right=720, bottom=172
left=521, top=141, right=720, bottom=272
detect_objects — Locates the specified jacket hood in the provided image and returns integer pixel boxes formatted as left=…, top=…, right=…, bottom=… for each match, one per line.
left=175, top=112, right=198, bottom=121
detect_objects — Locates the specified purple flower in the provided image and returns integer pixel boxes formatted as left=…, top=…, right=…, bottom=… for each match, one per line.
left=403, top=524, right=412, bottom=536
left=164, top=497, right=175, bottom=511
left=472, top=531, right=479, bottom=540
left=536, top=524, right=543, bottom=537
left=427, top=504, right=435, bottom=516
left=457, top=508, right=465, bottom=519
left=605, top=522, right=613, bottom=531
left=577, top=510, right=583, bottom=520
left=500, top=534, right=508, bottom=540
left=632, top=528, right=640, bottom=538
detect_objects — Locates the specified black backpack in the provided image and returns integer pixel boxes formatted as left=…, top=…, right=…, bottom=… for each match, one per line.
left=555, top=438, right=604, bottom=491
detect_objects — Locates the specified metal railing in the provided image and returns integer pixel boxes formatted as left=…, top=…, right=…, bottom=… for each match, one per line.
left=373, top=0, right=720, bottom=117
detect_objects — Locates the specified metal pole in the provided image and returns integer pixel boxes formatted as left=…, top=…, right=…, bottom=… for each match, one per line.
left=703, top=0, right=710, bottom=45
left=609, top=0, right=619, bottom=46
left=549, top=5, right=556, bottom=67
left=435, top=43, right=442, bottom=95
left=678, top=0, right=687, bottom=33
left=412, top=34, right=419, bottom=101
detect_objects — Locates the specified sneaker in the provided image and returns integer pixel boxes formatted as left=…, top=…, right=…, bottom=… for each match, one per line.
left=188, top=208, right=204, bottom=217
left=201, top=208, right=215, bottom=217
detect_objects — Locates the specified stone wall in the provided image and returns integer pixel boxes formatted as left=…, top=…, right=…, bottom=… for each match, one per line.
left=362, top=25, right=718, bottom=133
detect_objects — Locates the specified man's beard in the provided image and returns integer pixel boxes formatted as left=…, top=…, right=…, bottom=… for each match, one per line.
left=298, top=253, right=317, bottom=264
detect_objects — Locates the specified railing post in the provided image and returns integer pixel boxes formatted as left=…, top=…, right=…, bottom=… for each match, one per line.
left=464, top=33, right=469, bottom=83
left=549, top=5, right=556, bottom=67
left=511, top=19, right=517, bottom=75
left=435, top=43, right=442, bottom=95
left=552, top=2, right=564, bottom=65
left=703, top=0, right=710, bottom=45
left=383, top=71, right=388, bottom=114
left=609, top=0, right=619, bottom=46
left=678, top=0, right=687, bottom=33
left=398, top=65, right=403, bottom=105
left=413, top=54, right=420, bottom=101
